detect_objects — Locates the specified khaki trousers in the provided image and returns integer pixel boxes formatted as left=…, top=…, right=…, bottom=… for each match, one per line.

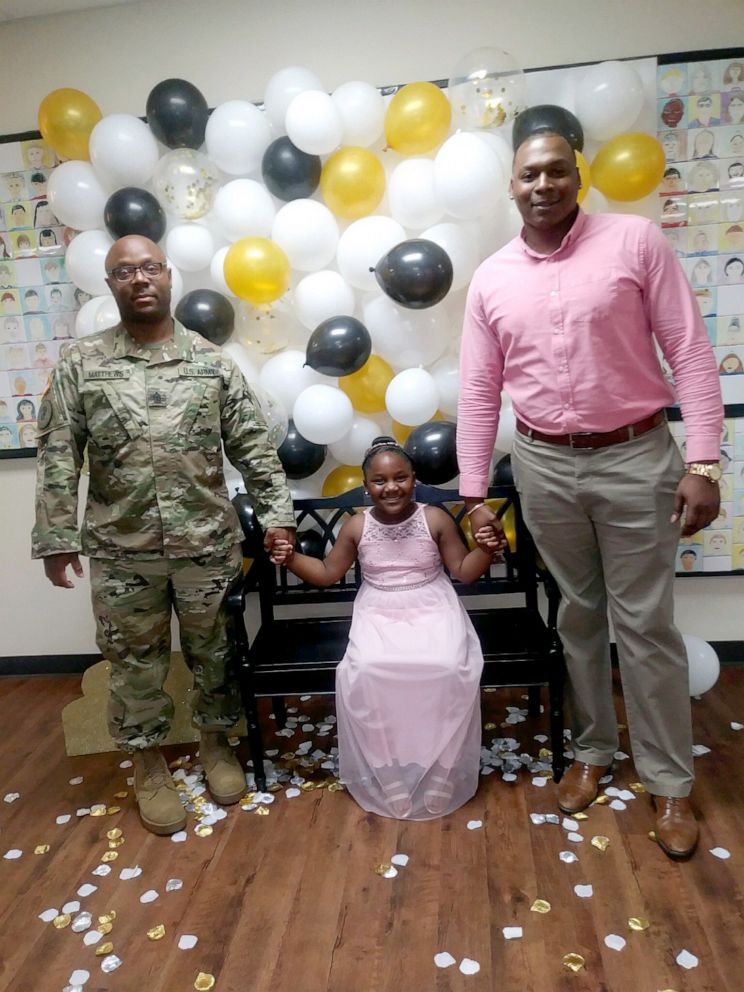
left=512, top=423, right=693, bottom=797
left=90, top=546, right=243, bottom=751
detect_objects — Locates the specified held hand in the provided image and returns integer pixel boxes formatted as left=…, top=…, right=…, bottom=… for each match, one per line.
left=269, top=539, right=295, bottom=565
left=43, top=552, right=83, bottom=589
left=671, top=475, right=721, bottom=537
left=264, top=526, right=297, bottom=554
left=474, top=525, right=509, bottom=553
left=468, top=505, right=506, bottom=552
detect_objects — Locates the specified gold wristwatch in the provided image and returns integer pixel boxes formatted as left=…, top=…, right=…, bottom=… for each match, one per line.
left=686, top=462, right=722, bottom=483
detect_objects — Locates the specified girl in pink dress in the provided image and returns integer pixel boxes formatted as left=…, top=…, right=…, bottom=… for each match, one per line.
left=271, top=437, right=505, bottom=820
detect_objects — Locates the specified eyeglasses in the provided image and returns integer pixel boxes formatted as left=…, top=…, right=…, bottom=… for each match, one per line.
left=107, top=261, right=167, bottom=283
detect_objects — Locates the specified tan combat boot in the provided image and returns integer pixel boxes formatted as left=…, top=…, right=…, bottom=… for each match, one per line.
left=132, top=748, right=186, bottom=835
left=200, top=731, right=247, bottom=805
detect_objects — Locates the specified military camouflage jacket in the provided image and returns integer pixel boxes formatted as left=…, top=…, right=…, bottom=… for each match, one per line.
left=32, top=320, right=295, bottom=560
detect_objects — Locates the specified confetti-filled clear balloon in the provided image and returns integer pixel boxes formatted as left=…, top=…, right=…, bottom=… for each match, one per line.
left=153, top=148, right=220, bottom=220
left=448, top=47, right=527, bottom=130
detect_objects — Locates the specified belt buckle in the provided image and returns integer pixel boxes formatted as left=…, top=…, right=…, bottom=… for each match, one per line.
left=569, top=432, right=596, bottom=449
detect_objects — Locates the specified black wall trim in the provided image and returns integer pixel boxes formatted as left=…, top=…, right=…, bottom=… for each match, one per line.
left=610, top=641, right=742, bottom=667
left=0, top=654, right=101, bottom=676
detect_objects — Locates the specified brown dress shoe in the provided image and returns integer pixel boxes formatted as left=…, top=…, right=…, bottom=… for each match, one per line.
left=652, top=796, right=699, bottom=859
left=557, top=761, right=609, bottom=814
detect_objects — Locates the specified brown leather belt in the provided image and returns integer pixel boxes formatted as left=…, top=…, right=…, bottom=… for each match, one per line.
left=515, top=411, right=666, bottom=449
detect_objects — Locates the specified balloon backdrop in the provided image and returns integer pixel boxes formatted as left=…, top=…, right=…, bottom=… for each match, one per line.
left=574, top=61, right=645, bottom=142
left=590, top=132, right=665, bottom=201
left=305, top=315, right=371, bottom=376
left=339, top=355, right=394, bottom=414
left=205, top=100, right=272, bottom=175
left=404, top=420, right=458, bottom=485
left=332, top=81, right=385, bottom=147
left=175, top=289, right=235, bottom=346
left=293, top=383, right=354, bottom=444
left=152, top=149, right=221, bottom=220
left=103, top=187, right=166, bottom=242
left=385, top=82, right=452, bottom=155
left=38, top=87, right=102, bottom=161
left=320, top=147, right=386, bottom=220
left=47, top=161, right=107, bottom=231
left=322, top=464, right=364, bottom=497
left=298, top=529, right=326, bottom=559
left=373, top=239, right=453, bottom=309
left=512, top=104, right=585, bottom=152
left=146, top=78, right=209, bottom=149
left=386, top=367, right=439, bottom=425
left=89, top=114, right=160, bottom=187
left=224, top=237, right=291, bottom=305
left=277, top=419, right=327, bottom=479
left=447, top=47, right=527, bottom=130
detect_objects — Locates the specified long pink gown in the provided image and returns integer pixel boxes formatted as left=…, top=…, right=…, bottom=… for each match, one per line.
left=335, top=503, right=484, bottom=820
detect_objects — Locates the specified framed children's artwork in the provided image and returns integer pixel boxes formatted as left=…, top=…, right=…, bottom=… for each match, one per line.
left=0, top=132, right=86, bottom=459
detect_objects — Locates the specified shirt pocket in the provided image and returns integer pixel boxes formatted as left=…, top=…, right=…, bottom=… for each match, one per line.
left=176, top=374, right=221, bottom=448
left=83, top=380, right=143, bottom=454
left=557, top=268, right=619, bottom=325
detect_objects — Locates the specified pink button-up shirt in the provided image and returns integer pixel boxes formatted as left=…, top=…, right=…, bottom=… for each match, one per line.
left=457, top=210, right=723, bottom=496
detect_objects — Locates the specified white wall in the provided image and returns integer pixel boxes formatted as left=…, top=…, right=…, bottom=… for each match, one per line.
left=1, top=0, right=743, bottom=659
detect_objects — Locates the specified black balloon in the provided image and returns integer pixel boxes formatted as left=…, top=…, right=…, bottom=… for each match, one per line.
left=146, top=78, right=209, bottom=149
left=512, top=104, right=584, bottom=152
left=262, top=136, right=322, bottom=201
left=373, top=239, right=453, bottom=310
left=298, top=529, right=326, bottom=560
left=493, top=453, right=514, bottom=487
left=104, top=187, right=166, bottom=243
left=404, top=420, right=458, bottom=485
left=175, top=289, right=235, bottom=346
left=277, top=420, right=327, bottom=480
left=306, top=315, right=371, bottom=377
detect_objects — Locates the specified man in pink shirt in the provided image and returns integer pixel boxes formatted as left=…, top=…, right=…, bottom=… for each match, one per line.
left=458, top=133, right=723, bottom=859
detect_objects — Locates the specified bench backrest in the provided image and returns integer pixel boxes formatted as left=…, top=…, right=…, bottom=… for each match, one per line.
left=235, top=484, right=543, bottom=622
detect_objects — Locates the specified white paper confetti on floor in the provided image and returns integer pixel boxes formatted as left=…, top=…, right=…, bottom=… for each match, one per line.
left=710, top=847, right=731, bottom=859
left=139, top=890, right=158, bottom=904
left=391, top=854, right=409, bottom=867
left=466, top=820, right=483, bottom=830
left=459, top=958, right=481, bottom=975
left=574, top=884, right=593, bottom=898
left=676, top=949, right=699, bottom=969
left=503, top=927, right=523, bottom=940
left=178, top=934, right=198, bottom=950
left=604, top=934, right=626, bottom=951
left=434, top=952, right=456, bottom=969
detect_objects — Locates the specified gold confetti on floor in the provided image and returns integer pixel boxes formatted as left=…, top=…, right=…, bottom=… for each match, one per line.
left=106, top=828, right=123, bottom=841
left=530, top=899, right=551, bottom=914
left=53, top=914, right=71, bottom=929
left=562, top=952, right=585, bottom=973
left=593, top=795, right=610, bottom=805
left=628, top=917, right=650, bottom=931
left=374, top=863, right=393, bottom=876
left=101, top=851, right=118, bottom=863
left=147, top=924, right=166, bottom=941
left=574, top=811, right=589, bottom=821
left=630, top=782, right=647, bottom=794
left=95, top=941, right=114, bottom=956
left=591, top=836, right=610, bottom=852
left=33, top=845, right=50, bottom=855
left=254, top=806, right=270, bottom=816
left=194, top=973, right=216, bottom=990
left=195, top=824, right=213, bottom=837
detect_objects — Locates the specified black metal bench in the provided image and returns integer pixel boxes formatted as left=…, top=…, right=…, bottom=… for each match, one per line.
left=227, top=483, right=566, bottom=791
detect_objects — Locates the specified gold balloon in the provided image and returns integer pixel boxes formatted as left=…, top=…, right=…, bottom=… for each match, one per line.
left=224, top=237, right=290, bottom=305
left=576, top=150, right=591, bottom=205
left=392, top=410, right=444, bottom=445
left=385, top=82, right=452, bottom=156
left=338, top=355, right=394, bottom=414
left=590, top=133, right=665, bottom=202
left=38, top=88, right=102, bottom=161
left=320, top=147, right=386, bottom=220
left=322, top=464, right=364, bottom=497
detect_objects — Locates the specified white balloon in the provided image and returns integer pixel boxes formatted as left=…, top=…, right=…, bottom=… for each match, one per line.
left=479, top=197, right=522, bottom=255
left=264, top=66, right=324, bottom=132
left=474, top=131, right=514, bottom=183
left=205, top=100, right=272, bottom=175
left=293, top=270, right=356, bottom=330
left=213, top=179, right=276, bottom=242
left=222, top=341, right=260, bottom=383
left=328, top=415, right=381, bottom=465
left=285, top=90, right=343, bottom=156
left=89, top=114, right=160, bottom=187
left=293, top=384, right=353, bottom=444
left=331, top=81, right=385, bottom=147
left=385, top=368, right=439, bottom=426
left=387, top=159, right=445, bottom=231
left=94, top=296, right=120, bottom=332
left=167, top=259, right=184, bottom=307
left=47, top=161, right=107, bottom=231
left=271, top=199, right=339, bottom=272
left=258, top=349, right=324, bottom=411
left=495, top=406, right=516, bottom=450
left=75, top=294, right=110, bottom=338
left=336, top=216, right=406, bottom=291
left=581, top=187, right=610, bottom=214
left=65, top=229, right=113, bottom=296
left=429, top=352, right=460, bottom=416
left=683, top=634, right=720, bottom=696
left=362, top=295, right=450, bottom=371
left=434, top=133, right=504, bottom=221
left=574, top=61, right=645, bottom=142
left=208, top=246, right=233, bottom=296
left=165, top=225, right=215, bottom=272
left=420, top=221, right=480, bottom=291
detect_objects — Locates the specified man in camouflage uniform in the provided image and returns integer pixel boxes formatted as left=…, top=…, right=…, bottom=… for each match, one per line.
left=32, top=235, right=296, bottom=835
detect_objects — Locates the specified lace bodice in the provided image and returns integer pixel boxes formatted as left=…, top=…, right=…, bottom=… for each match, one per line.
left=358, top=504, right=443, bottom=591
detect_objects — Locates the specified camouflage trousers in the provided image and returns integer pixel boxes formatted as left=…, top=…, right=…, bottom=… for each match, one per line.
left=89, top=546, right=243, bottom=751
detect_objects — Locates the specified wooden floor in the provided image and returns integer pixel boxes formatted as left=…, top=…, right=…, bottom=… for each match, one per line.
left=1, top=670, right=743, bottom=992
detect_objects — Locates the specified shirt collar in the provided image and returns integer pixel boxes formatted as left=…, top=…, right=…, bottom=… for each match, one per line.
left=112, top=319, right=193, bottom=362
left=519, top=207, right=588, bottom=259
